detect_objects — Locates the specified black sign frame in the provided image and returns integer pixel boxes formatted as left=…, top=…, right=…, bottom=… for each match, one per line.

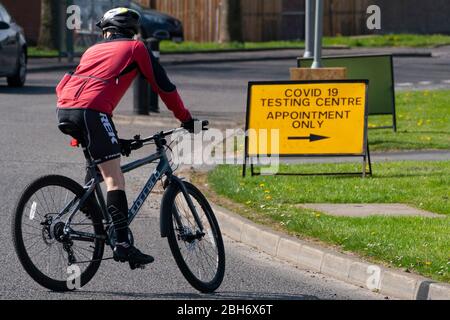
left=242, top=79, right=372, bottom=178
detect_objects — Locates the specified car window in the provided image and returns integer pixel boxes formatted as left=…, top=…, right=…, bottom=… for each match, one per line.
left=0, top=4, right=11, bottom=23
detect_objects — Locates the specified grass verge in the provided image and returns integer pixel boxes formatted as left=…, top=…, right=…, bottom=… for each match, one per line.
left=205, top=161, right=450, bottom=282
left=323, top=34, right=450, bottom=48
left=368, top=90, right=450, bottom=151
left=161, top=34, right=450, bottom=52
left=28, top=34, right=450, bottom=57
left=28, top=47, right=59, bottom=58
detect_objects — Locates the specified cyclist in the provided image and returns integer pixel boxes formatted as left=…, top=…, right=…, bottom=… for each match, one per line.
left=56, top=7, right=196, bottom=268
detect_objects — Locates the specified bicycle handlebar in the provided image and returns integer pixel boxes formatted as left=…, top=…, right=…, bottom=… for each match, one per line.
left=128, top=120, right=209, bottom=152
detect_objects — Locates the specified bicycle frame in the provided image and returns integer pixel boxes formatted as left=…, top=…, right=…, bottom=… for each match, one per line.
left=60, top=137, right=204, bottom=245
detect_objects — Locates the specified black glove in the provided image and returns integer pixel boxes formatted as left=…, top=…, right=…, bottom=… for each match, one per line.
left=119, top=139, right=133, bottom=157
left=120, top=136, right=143, bottom=157
left=181, top=118, right=199, bottom=133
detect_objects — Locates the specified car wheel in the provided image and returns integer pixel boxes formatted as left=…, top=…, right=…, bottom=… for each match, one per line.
left=7, top=49, right=27, bottom=87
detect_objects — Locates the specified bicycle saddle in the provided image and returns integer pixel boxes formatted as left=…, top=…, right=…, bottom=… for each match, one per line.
left=58, top=122, right=85, bottom=143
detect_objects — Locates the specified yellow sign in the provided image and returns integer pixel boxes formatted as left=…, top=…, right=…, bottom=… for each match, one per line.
left=246, top=81, right=368, bottom=156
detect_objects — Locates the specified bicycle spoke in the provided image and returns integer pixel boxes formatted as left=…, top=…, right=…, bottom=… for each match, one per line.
left=24, top=203, right=45, bottom=221
left=22, top=222, right=43, bottom=232
left=73, top=245, right=94, bottom=255
left=48, top=186, right=58, bottom=214
left=38, top=189, right=53, bottom=215
left=72, top=247, right=92, bottom=261
left=29, top=244, right=50, bottom=260
left=22, top=234, right=42, bottom=243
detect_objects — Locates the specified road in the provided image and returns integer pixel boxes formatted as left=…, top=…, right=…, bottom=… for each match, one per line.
left=164, top=54, right=450, bottom=118
left=24, top=51, right=450, bottom=120
left=0, top=62, right=395, bottom=300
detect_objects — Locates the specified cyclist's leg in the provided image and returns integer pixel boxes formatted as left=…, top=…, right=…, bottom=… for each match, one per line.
left=80, top=111, right=128, bottom=243
left=97, top=159, right=129, bottom=244
left=98, top=160, right=154, bottom=265
left=97, top=158, right=125, bottom=191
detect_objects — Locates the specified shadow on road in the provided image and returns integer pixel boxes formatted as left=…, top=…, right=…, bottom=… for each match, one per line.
left=56, top=290, right=319, bottom=300
left=0, top=85, right=55, bottom=95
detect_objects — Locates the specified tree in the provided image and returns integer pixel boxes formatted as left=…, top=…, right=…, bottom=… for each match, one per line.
left=38, top=0, right=59, bottom=49
left=219, top=0, right=243, bottom=43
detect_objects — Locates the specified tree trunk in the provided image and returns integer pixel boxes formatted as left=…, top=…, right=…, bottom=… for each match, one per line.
left=219, top=0, right=243, bottom=43
left=38, top=0, right=59, bottom=49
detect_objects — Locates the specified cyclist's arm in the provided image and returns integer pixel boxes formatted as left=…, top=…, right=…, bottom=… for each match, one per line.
left=133, top=41, right=192, bottom=122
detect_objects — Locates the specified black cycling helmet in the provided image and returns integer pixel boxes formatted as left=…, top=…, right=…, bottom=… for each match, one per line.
left=96, top=7, right=141, bottom=37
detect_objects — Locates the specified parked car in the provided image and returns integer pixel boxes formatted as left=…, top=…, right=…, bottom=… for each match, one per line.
left=117, top=1, right=184, bottom=41
left=0, top=2, right=27, bottom=87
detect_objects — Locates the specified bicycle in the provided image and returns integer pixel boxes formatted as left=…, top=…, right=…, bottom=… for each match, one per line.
left=12, top=120, right=225, bottom=293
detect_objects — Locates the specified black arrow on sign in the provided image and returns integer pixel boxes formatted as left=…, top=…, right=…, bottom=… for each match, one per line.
left=288, top=134, right=330, bottom=142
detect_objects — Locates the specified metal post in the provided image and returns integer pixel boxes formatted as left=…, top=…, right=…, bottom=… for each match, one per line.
left=133, top=74, right=150, bottom=115
left=311, top=0, right=324, bottom=69
left=65, top=0, right=74, bottom=63
left=56, top=0, right=62, bottom=62
left=303, top=0, right=315, bottom=58
left=148, top=38, right=160, bottom=113
left=133, top=37, right=150, bottom=115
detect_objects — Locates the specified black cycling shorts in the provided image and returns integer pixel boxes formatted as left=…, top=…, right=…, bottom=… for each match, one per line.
left=57, top=108, right=121, bottom=164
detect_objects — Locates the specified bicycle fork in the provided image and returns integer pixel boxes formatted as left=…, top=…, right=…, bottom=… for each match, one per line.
left=169, top=176, right=205, bottom=241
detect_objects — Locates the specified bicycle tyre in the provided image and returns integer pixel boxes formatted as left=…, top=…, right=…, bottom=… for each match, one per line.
left=12, top=175, right=105, bottom=292
left=162, top=181, right=225, bottom=293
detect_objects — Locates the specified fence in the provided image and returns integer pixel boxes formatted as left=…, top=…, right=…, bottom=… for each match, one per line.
left=241, top=0, right=282, bottom=42
left=154, top=0, right=222, bottom=42
left=324, top=0, right=370, bottom=36
left=153, top=0, right=372, bottom=42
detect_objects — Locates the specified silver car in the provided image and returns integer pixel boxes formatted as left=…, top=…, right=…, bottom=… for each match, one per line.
left=0, top=2, right=27, bottom=87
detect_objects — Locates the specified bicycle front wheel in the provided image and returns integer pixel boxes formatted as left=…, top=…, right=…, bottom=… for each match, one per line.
left=12, top=175, right=105, bottom=292
left=162, top=181, right=225, bottom=293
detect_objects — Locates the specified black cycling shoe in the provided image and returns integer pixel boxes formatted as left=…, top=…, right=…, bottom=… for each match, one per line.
left=113, top=245, right=154, bottom=269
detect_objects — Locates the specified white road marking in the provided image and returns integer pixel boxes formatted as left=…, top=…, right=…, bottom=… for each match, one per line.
left=418, top=81, right=433, bottom=86
left=396, top=82, right=413, bottom=87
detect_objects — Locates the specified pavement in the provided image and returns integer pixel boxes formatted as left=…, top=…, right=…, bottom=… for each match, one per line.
left=28, top=45, right=437, bottom=73
left=298, top=204, right=444, bottom=218
left=225, top=151, right=450, bottom=166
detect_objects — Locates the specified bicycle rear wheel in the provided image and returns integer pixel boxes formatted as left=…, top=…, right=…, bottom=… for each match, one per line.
left=12, top=175, right=105, bottom=292
left=162, top=181, right=225, bottom=293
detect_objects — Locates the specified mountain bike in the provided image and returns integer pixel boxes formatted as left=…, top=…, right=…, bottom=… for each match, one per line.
left=12, top=120, right=225, bottom=293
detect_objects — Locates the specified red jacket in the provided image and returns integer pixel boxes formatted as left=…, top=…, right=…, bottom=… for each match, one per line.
left=56, top=39, right=191, bottom=122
